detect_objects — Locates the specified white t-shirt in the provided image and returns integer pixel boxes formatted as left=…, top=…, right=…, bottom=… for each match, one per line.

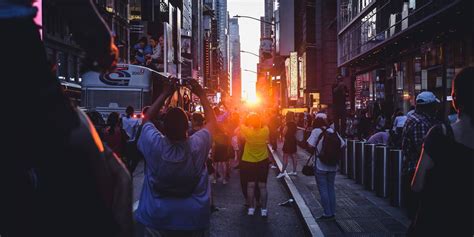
left=306, top=127, right=346, bottom=172
left=122, top=116, right=139, bottom=139
left=392, top=115, right=407, bottom=131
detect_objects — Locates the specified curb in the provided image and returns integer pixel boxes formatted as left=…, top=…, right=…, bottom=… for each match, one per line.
left=268, top=144, right=325, bottom=237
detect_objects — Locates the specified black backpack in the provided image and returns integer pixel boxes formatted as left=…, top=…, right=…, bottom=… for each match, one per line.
left=315, top=128, right=342, bottom=166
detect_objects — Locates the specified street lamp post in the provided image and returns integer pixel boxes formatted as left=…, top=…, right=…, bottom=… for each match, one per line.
left=233, top=15, right=275, bottom=26
left=240, top=50, right=259, bottom=58
left=243, top=69, right=257, bottom=74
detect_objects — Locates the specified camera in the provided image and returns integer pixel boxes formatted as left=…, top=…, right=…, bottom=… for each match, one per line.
left=167, top=77, right=193, bottom=87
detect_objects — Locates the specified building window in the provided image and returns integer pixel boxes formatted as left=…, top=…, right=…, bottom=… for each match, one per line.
left=339, top=0, right=375, bottom=30
left=360, top=8, right=376, bottom=52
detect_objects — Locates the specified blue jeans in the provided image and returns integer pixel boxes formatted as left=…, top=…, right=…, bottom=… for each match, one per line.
left=315, top=169, right=337, bottom=216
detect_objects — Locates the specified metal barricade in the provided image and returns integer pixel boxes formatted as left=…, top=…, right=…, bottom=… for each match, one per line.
left=341, top=139, right=348, bottom=175
left=347, top=140, right=357, bottom=180
left=364, top=144, right=376, bottom=191
left=375, top=146, right=389, bottom=198
left=390, top=149, right=404, bottom=207
left=355, top=141, right=366, bottom=184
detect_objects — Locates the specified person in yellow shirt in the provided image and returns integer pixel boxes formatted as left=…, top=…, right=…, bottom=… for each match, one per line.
left=235, top=113, right=270, bottom=217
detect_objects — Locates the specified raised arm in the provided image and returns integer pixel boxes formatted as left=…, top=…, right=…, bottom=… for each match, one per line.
left=189, top=80, right=216, bottom=133
left=143, top=78, right=177, bottom=123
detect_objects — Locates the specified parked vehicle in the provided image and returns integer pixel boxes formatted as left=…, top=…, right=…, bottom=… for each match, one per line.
left=81, top=64, right=168, bottom=118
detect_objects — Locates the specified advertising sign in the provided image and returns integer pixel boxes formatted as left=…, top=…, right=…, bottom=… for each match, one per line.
left=285, top=52, right=298, bottom=100
left=181, top=0, right=192, bottom=37
left=164, top=22, right=176, bottom=76
left=260, top=38, right=272, bottom=55
left=181, top=37, right=191, bottom=54
left=176, top=6, right=182, bottom=79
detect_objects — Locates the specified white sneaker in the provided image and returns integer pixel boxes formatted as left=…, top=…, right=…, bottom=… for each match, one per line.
left=247, top=208, right=255, bottom=216
left=276, top=172, right=287, bottom=179
left=289, top=171, right=298, bottom=176
left=261, top=209, right=268, bottom=217
left=222, top=179, right=228, bottom=185
left=270, top=165, right=278, bottom=169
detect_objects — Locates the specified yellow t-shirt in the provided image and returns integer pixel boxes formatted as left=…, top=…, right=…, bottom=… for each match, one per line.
left=240, top=125, right=269, bottom=163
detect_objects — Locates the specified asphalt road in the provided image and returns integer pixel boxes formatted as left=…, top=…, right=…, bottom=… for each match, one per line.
left=132, top=160, right=308, bottom=237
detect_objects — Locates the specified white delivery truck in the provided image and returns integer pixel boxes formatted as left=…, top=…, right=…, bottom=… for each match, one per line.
left=81, top=64, right=168, bottom=117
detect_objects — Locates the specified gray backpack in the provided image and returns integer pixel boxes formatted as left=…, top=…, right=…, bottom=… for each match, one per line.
left=147, top=141, right=202, bottom=198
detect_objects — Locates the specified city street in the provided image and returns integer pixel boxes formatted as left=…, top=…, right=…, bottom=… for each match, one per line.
left=132, top=160, right=308, bottom=237
left=4, top=0, right=472, bottom=236
left=132, top=141, right=410, bottom=237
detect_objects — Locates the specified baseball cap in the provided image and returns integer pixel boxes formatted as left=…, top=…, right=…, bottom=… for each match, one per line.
left=416, top=91, right=440, bottom=105
left=315, top=112, right=328, bottom=120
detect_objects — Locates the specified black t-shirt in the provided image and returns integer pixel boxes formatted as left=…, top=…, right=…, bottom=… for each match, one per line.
left=412, top=124, right=474, bottom=236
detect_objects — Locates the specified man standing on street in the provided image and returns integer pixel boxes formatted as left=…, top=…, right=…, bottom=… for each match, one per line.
left=402, top=91, right=440, bottom=220
left=332, top=75, right=348, bottom=137
left=135, top=79, right=216, bottom=236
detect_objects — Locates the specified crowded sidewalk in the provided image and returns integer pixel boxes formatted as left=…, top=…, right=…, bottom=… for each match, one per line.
left=272, top=141, right=410, bottom=236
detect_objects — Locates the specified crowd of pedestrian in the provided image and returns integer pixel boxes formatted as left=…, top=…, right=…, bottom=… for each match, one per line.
left=326, top=70, right=473, bottom=235
left=2, top=0, right=472, bottom=236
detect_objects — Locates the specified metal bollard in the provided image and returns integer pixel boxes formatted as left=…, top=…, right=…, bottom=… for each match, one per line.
left=355, top=141, right=366, bottom=184
left=347, top=140, right=357, bottom=179
left=389, top=149, right=404, bottom=207
left=364, top=144, right=376, bottom=191
left=341, top=138, right=348, bottom=175
left=375, top=146, right=389, bottom=198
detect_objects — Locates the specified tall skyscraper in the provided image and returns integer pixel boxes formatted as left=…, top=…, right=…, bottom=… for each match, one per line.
left=229, top=18, right=241, bottom=101
left=215, top=0, right=230, bottom=95
left=216, top=0, right=229, bottom=73
left=263, top=0, right=274, bottom=38
left=192, top=0, right=204, bottom=81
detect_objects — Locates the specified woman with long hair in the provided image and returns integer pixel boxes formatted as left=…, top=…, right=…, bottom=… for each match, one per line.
left=277, top=112, right=298, bottom=178
left=409, top=67, right=474, bottom=236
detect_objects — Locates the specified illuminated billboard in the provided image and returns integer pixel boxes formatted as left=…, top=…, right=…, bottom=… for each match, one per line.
left=285, top=52, right=298, bottom=100
left=290, top=52, right=298, bottom=100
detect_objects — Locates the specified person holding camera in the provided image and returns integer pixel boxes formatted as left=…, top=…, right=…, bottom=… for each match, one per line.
left=1, top=1, right=133, bottom=236
left=135, top=78, right=216, bottom=236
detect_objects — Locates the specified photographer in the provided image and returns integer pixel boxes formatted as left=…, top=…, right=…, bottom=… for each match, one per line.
left=135, top=78, right=216, bottom=236
left=1, top=1, right=132, bottom=236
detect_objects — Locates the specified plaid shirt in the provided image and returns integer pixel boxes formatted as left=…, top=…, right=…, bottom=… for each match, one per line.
left=401, top=111, right=439, bottom=173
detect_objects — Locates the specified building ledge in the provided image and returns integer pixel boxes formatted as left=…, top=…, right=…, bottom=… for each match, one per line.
left=338, top=0, right=463, bottom=68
